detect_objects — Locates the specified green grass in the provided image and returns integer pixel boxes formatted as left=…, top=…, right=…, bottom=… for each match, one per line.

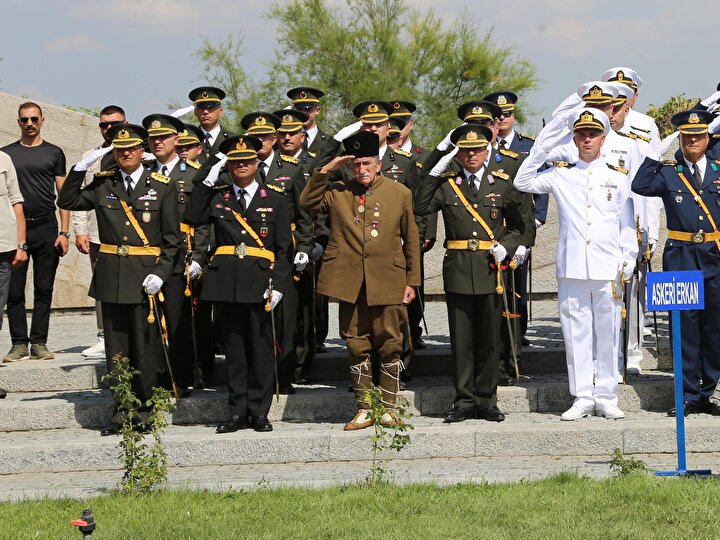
left=2, top=473, right=719, bottom=539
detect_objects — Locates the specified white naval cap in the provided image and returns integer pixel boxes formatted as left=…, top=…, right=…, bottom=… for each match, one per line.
left=569, top=107, right=610, bottom=135
left=601, top=67, right=642, bottom=91
left=576, top=81, right=619, bottom=106
left=607, top=82, right=634, bottom=105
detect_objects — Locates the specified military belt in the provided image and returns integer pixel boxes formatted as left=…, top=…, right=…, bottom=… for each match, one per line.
left=99, top=243, right=161, bottom=257
left=180, top=222, right=195, bottom=236
left=446, top=239, right=493, bottom=251
left=213, top=244, right=275, bottom=262
left=667, top=230, right=720, bottom=244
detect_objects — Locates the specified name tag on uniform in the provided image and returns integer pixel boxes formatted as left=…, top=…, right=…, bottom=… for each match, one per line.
left=105, top=194, right=118, bottom=200
left=138, top=194, right=157, bottom=201
left=601, top=182, right=617, bottom=189
left=256, top=207, right=273, bottom=212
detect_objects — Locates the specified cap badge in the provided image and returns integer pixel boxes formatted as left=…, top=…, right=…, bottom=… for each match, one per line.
left=393, top=102, right=401, bottom=109
left=466, top=131, right=478, bottom=141
left=589, top=86, right=602, bottom=98
left=236, top=139, right=247, bottom=150
left=150, top=120, right=161, bottom=129
left=472, top=106, right=482, bottom=115
left=497, top=95, right=508, bottom=105
left=689, top=113, right=700, bottom=124
left=255, top=116, right=267, bottom=125
left=581, top=111, right=594, bottom=123
left=368, top=104, right=379, bottom=113
left=283, top=114, right=293, bottom=123
left=179, top=130, right=188, bottom=137
left=617, top=70, right=625, bottom=80
left=201, top=91, right=209, bottom=98
left=118, top=130, right=129, bottom=139
left=300, top=91, right=307, bottom=99
left=353, top=141, right=361, bottom=150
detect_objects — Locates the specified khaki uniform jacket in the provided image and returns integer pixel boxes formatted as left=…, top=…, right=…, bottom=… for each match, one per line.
left=58, top=166, right=182, bottom=304
left=300, top=171, right=420, bottom=306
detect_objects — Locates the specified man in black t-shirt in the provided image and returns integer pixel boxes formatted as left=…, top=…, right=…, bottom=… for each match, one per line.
left=2, top=102, right=69, bottom=362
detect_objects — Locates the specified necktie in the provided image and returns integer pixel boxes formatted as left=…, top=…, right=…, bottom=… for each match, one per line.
left=259, top=163, right=267, bottom=182
left=499, top=139, right=507, bottom=149
left=161, top=165, right=168, bottom=176
left=468, top=174, right=478, bottom=197
left=125, top=175, right=133, bottom=197
left=237, top=188, right=247, bottom=214
left=204, top=133, right=212, bottom=152
left=693, top=164, right=703, bottom=187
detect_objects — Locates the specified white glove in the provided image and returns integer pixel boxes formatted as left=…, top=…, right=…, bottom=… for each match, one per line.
left=708, top=113, right=720, bottom=134
left=513, top=246, right=528, bottom=266
left=294, top=252, right=309, bottom=271
left=75, top=146, right=114, bottom=172
left=618, top=259, right=635, bottom=281
left=142, top=274, right=163, bottom=295
left=202, top=155, right=228, bottom=187
left=709, top=103, right=720, bottom=116
left=171, top=105, right=195, bottom=118
left=648, top=131, right=680, bottom=161
left=552, top=92, right=583, bottom=120
left=700, top=90, right=720, bottom=108
left=429, top=147, right=458, bottom=176
left=263, top=289, right=284, bottom=310
left=311, top=243, right=324, bottom=262
left=490, top=243, right=507, bottom=263
left=437, top=125, right=459, bottom=151
left=534, top=219, right=543, bottom=229
left=185, top=260, right=202, bottom=279
left=333, top=121, right=363, bottom=142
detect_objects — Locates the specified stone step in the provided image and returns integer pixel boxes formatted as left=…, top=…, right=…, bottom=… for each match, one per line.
left=0, top=338, right=671, bottom=393
left=0, top=373, right=677, bottom=432
left=0, top=411, right=714, bottom=475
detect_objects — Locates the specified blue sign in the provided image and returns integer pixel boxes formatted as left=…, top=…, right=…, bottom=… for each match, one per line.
left=646, top=271, right=704, bottom=312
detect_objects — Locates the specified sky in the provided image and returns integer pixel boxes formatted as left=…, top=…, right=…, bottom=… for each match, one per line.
left=1, top=0, right=715, bottom=136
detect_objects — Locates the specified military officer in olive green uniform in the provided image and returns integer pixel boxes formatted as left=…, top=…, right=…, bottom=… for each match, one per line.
left=415, top=125, right=532, bottom=423
left=241, top=111, right=314, bottom=393
left=142, top=114, right=211, bottom=396
left=58, top=124, right=182, bottom=435
left=189, top=86, right=234, bottom=164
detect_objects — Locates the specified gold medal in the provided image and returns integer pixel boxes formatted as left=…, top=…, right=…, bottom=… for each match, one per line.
left=142, top=212, right=151, bottom=223
left=370, top=229, right=379, bottom=237
left=358, top=204, right=365, bottom=213
left=374, top=211, right=380, bottom=217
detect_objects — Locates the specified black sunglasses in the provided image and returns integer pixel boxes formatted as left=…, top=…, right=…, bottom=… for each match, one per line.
left=99, top=120, right=123, bottom=129
left=19, top=116, right=40, bottom=124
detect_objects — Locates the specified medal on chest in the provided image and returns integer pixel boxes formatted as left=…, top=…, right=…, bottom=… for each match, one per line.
left=357, top=194, right=366, bottom=214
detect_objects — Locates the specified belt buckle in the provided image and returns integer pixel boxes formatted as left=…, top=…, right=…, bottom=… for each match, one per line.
left=117, top=245, right=129, bottom=257
left=468, top=239, right=479, bottom=251
left=692, top=231, right=705, bottom=244
left=235, top=243, right=247, bottom=259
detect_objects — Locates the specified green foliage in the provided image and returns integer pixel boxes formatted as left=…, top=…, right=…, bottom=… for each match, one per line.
left=362, top=385, right=414, bottom=485
left=646, top=94, right=700, bottom=137
left=64, top=105, right=101, bottom=117
left=101, top=354, right=176, bottom=493
left=609, top=448, right=648, bottom=477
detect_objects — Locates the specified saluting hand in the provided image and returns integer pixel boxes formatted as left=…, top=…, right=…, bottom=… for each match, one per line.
left=319, top=155, right=355, bottom=175
left=402, top=286, right=416, bottom=305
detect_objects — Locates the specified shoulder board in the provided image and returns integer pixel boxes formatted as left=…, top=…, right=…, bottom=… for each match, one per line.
left=616, top=131, right=635, bottom=139
left=607, top=163, right=629, bottom=175
left=634, top=132, right=651, bottom=142
left=307, top=151, right=317, bottom=158
left=141, top=158, right=156, bottom=166
left=499, top=149, right=519, bottom=159
left=213, top=184, right=231, bottom=192
left=150, top=172, right=171, bottom=184
left=186, top=159, right=200, bottom=169
left=550, top=161, right=575, bottom=168
left=716, top=160, right=720, bottom=165
left=712, top=134, right=720, bottom=140
left=95, top=170, right=115, bottom=177
left=266, top=184, right=284, bottom=193
left=280, top=155, right=299, bottom=165
left=416, top=162, right=423, bottom=169
left=660, top=159, right=677, bottom=166
left=630, top=125, right=651, bottom=134
left=440, top=170, right=457, bottom=178
left=492, top=169, right=510, bottom=181
left=394, top=149, right=412, bottom=158
left=520, top=133, right=536, bottom=141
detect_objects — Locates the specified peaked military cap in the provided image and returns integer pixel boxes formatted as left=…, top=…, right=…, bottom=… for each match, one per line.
left=273, top=109, right=309, bottom=133
left=388, top=100, right=416, bottom=118
left=352, top=100, right=393, bottom=124
left=457, top=100, right=501, bottom=123
left=287, top=86, right=324, bottom=108
left=189, top=86, right=226, bottom=105
left=601, top=67, right=641, bottom=91
left=571, top=108, right=609, bottom=134
left=608, top=83, right=634, bottom=107
left=219, top=135, right=263, bottom=160
left=141, top=114, right=184, bottom=137
left=388, top=117, right=407, bottom=136
left=240, top=112, right=282, bottom=135
left=671, top=110, right=713, bottom=134
left=483, top=91, right=518, bottom=113
left=177, top=124, right=203, bottom=146
left=342, top=131, right=379, bottom=158
left=107, top=123, right=147, bottom=149
left=576, top=81, right=619, bottom=106
left=450, top=124, right=492, bottom=149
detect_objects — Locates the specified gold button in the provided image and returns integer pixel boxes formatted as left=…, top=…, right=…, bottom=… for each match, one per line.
left=587, top=221, right=592, bottom=225
left=125, top=221, right=130, bottom=226
left=699, top=190, right=704, bottom=194
left=589, top=187, right=593, bottom=191
left=144, top=202, right=149, bottom=206
left=241, top=230, right=247, bottom=234
left=586, top=239, right=591, bottom=244
left=472, top=231, right=478, bottom=237
left=122, top=236, right=128, bottom=241
left=473, top=204, right=478, bottom=208
left=587, top=204, right=592, bottom=208
left=472, top=218, right=477, bottom=222
left=699, top=216, right=705, bottom=221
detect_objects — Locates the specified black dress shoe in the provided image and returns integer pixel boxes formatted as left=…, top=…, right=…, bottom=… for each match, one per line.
left=444, top=407, right=475, bottom=423
left=667, top=402, right=702, bottom=417
left=316, top=343, right=328, bottom=353
left=521, top=337, right=530, bottom=347
left=0, top=388, right=6, bottom=399
left=705, top=402, right=720, bottom=416
left=476, top=406, right=505, bottom=422
left=217, top=415, right=250, bottom=433
left=498, top=374, right=516, bottom=386
left=412, top=337, right=426, bottom=350
left=253, top=415, right=273, bottom=432
left=100, top=421, right=122, bottom=436
left=295, top=376, right=312, bottom=385
left=177, top=387, right=192, bottom=398
left=279, top=384, right=296, bottom=395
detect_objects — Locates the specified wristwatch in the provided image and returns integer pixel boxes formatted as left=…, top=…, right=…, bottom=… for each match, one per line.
left=17, top=243, right=28, bottom=251
left=59, top=231, right=70, bottom=238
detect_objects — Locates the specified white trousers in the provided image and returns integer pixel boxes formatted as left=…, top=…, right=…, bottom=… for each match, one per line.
left=558, top=278, right=621, bottom=409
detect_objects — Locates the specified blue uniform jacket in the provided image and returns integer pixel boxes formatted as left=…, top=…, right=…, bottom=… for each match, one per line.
left=509, top=131, right=549, bottom=224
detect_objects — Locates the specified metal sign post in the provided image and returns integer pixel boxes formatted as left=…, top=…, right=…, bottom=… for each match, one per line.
left=646, top=270, right=711, bottom=477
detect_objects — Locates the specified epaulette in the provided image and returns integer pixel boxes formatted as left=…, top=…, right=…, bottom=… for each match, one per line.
left=95, top=170, right=115, bottom=177
left=440, top=170, right=457, bottom=178
left=520, top=133, right=536, bottom=141
left=416, top=162, right=423, bottom=169
left=186, top=159, right=200, bottom=169
left=713, top=134, right=720, bottom=140
left=266, top=184, right=284, bottom=193
left=660, top=159, right=677, bottom=166
left=307, top=151, right=317, bottom=158
left=633, top=132, right=651, bottom=142
left=499, top=148, right=519, bottom=159
left=394, top=149, right=412, bottom=158
left=607, top=163, right=629, bottom=175
left=141, top=158, right=156, bottom=166
left=213, top=183, right=231, bottom=191
left=280, top=155, right=299, bottom=165
left=630, top=125, right=651, bottom=134
left=150, top=172, right=171, bottom=184
left=492, top=169, right=510, bottom=181
left=550, top=161, right=575, bottom=168
left=616, top=131, right=634, bottom=139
